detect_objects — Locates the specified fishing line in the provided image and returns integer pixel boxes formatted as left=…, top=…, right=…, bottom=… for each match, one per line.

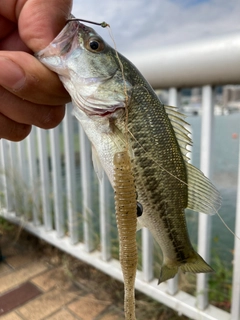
left=103, top=24, right=239, bottom=242
left=67, top=18, right=129, bottom=147
left=105, top=29, right=240, bottom=241
left=103, top=24, right=138, bottom=319
left=106, top=26, right=130, bottom=151
left=126, top=117, right=240, bottom=241
left=68, top=18, right=130, bottom=150
left=66, top=18, right=240, bottom=241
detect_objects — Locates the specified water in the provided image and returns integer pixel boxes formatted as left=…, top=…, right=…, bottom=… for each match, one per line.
left=186, top=113, right=240, bottom=264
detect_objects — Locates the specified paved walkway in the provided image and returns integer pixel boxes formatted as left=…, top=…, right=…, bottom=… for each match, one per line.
left=0, top=228, right=187, bottom=320
left=0, top=231, right=124, bottom=320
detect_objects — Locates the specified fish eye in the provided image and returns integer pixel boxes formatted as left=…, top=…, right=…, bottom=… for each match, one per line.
left=87, top=37, right=105, bottom=53
left=90, top=40, right=99, bottom=50
left=137, top=202, right=143, bottom=217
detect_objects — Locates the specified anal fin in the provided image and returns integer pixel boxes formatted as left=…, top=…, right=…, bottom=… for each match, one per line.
left=158, top=264, right=178, bottom=284
left=92, top=145, right=104, bottom=181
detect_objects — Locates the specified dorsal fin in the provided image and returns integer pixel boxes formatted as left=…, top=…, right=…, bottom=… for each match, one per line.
left=164, top=105, right=192, bottom=161
left=164, top=105, right=221, bottom=215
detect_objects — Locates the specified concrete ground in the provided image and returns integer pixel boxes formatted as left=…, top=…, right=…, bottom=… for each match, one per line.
left=0, top=230, right=124, bottom=320
left=0, top=225, right=188, bottom=320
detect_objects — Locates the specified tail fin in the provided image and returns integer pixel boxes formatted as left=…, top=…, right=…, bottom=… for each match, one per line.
left=158, top=252, right=214, bottom=284
left=180, top=252, right=214, bottom=274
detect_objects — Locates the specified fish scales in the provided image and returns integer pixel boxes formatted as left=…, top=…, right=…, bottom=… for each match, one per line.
left=112, top=60, right=193, bottom=276
left=36, top=20, right=220, bottom=283
left=126, top=85, right=196, bottom=280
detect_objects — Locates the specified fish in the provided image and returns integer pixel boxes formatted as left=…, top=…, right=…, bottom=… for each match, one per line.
left=36, top=20, right=221, bottom=283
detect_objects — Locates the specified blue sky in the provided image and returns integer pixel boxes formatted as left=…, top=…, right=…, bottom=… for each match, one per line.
left=72, top=0, right=240, bottom=54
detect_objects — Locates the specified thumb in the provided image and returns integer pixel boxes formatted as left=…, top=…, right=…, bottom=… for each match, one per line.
left=19, top=0, right=72, bottom=52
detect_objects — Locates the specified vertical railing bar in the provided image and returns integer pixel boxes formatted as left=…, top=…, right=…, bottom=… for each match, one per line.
left=27, top=127, right=40, bottom=226
left=99, top=172, right=111, bottom=261
left=167, top=87, right=180, bottom=294
left=9, top=142, right=18, bottom=212
left=197, top=85, right=214, bottom=310
left=50, top=126, right=64, bottom=237
left=142, top=227, right=153, bottom=282
left=79, top=125, right=94, bottom=252
left=231, top=135, right=240, bottom=320
left=17, top=140, right=30, bottom=216
left=63, top=104, right=78, bottom=244
left=11, top=142, right=24, bottom=216
left=37, top=128, right=52, bottom=230
left=0, top=140, right=13, bottom=211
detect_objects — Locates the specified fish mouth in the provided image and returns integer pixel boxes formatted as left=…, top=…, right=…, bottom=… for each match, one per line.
left=36, top=18, right=127, bottom=118
left=36, top=20, right=80, bottom=61
left=36, top=19, right=97, bottom=61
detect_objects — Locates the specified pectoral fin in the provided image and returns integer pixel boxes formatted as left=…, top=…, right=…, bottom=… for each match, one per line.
left=92, top=145, right=104, bottom=181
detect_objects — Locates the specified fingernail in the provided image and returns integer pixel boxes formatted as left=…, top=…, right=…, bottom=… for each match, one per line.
left=0, top=57, right=26, bottom=90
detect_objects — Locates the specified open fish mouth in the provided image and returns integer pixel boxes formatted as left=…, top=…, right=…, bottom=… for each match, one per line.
left=36, top=20, right=80, bottom=66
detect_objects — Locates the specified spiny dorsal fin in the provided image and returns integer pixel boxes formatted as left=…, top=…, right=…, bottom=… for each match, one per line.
left=164, top=105, right=192, bottom=161
left=186, top=163, right=221, bottom=215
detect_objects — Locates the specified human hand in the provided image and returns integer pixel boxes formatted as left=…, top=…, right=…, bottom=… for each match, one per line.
left=0, top=0, right=72, bottom=141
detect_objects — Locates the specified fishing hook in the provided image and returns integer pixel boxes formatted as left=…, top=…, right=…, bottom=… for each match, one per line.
left=66, top=18, right=109, bottom=28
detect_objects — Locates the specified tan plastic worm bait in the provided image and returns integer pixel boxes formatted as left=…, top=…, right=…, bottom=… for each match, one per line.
left=113, top=151, right=138, bottom=320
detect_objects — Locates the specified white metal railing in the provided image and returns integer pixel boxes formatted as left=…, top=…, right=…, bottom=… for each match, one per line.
left=127, top=32, right=240, bottom=89
left=1, top=33, right=240, bottom=320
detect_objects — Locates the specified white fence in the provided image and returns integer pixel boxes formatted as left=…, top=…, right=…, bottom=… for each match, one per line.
left=1, top=33, right=240, bottom=320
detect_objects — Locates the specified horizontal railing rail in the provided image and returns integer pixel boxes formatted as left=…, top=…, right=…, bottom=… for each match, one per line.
left=127, top=32, right=240, bottom=89
left=1, top=33, right=240, bottom=320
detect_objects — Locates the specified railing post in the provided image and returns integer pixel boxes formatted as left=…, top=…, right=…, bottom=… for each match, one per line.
left=0, top=140, right=13, bottom=212
left=17, top=140, right=29, bottom=215
left=27, top=127, right=40, bottom=226
left=50, top=126, right=64, bottom=237
left=142, top=227, right=153, bottom=282
left=231, top=136, right=240, bottom=320
left=37, top=128, right=52, bottom=231
left=99, top=172, right=111, bottom=261
left=9, top=142, right=18, bottom=212
left=63, top=104, right=78, bottom=244
left=197, top=85, right=214, bottom=310
left=167, top=87, right=180, bottom=295
left=80, top=125, right=94, bottom=252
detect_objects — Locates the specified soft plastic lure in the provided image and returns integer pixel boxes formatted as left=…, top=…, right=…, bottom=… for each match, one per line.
left=113, top=151, right=138, bottom=320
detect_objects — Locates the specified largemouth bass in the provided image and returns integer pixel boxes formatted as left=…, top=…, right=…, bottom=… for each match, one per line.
left=36, top=20, right=221, bottom=283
